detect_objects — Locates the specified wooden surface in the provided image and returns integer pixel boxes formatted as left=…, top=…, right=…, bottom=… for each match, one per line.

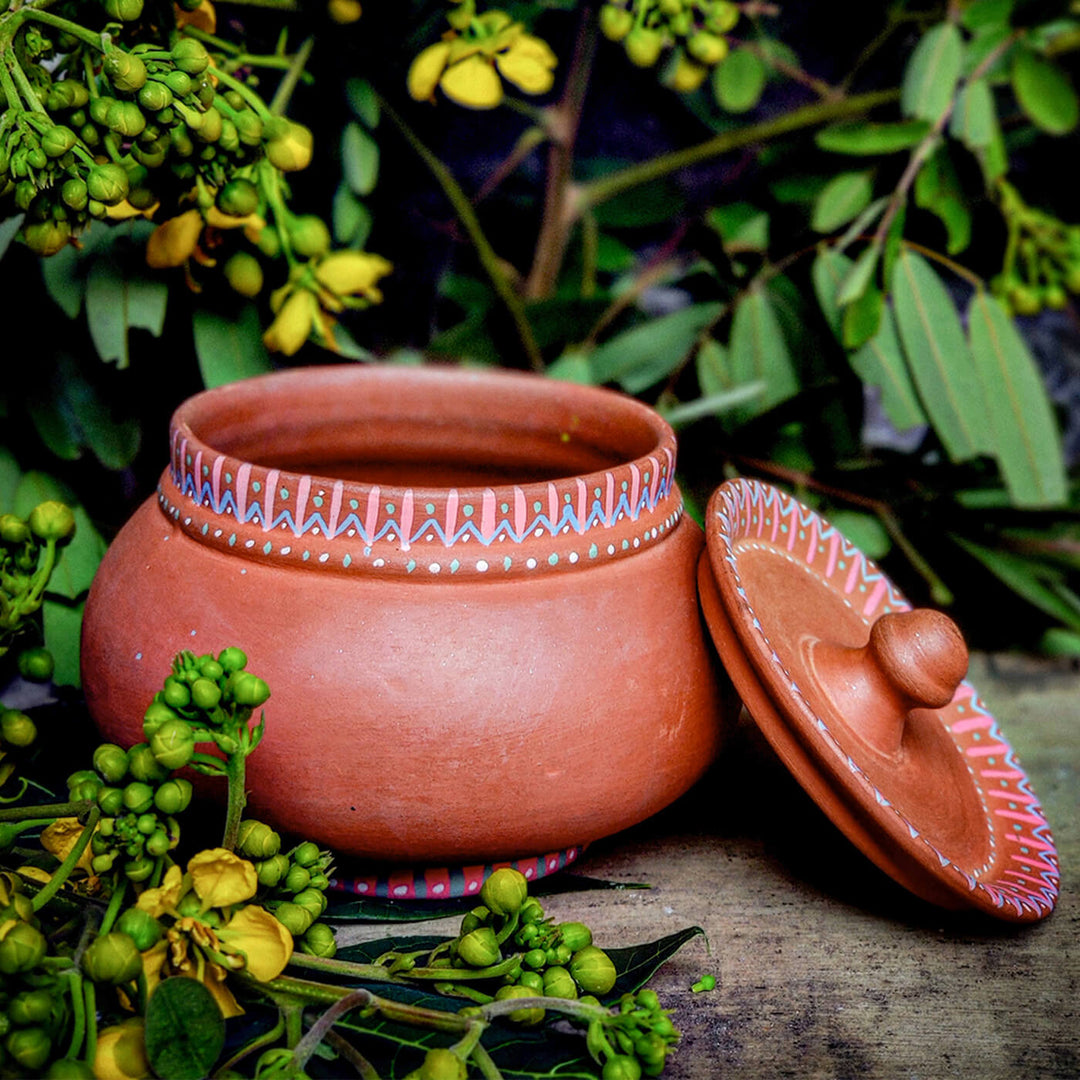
left=338, top=652, right=1079, bottom=1078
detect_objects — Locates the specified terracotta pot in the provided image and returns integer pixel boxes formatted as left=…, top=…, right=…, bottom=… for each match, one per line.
left=81, top=365, right=727, bottom=865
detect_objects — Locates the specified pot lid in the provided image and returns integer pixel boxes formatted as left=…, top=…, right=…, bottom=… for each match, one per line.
left=698, top=478, right=1059, bottom=923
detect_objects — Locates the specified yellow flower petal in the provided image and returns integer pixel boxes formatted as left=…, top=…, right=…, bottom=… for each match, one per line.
left=136, top=864, right=184, bottom=919
left=145, top=209, right=203, bottom=269
left=93, top=1019, right=150, bottom=1080
left=314, top=251, right=393, bottom=298
left=39, top=817, right=96, bottom=874
left=496, top=34, right=557, bottom=95
left=175, top=1, right=217, bottom=34
left=187, top=848, right=258, bottom=909
left=407, top=41, right=453, bottom=101
left=218, top=904, right=294, bottom=982
left=105, top=199, right=159, bottom=221
left=204, top=206, right=263, bottom=231
left=441, top=54, right=503, bottom=109
left=263, top=288, right=318, bottom=355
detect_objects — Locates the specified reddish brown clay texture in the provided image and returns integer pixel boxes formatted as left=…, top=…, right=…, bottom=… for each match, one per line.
left=80, top=365, right=728, bottom=863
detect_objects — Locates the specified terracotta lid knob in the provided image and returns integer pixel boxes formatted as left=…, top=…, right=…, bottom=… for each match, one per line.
left=808, top=609, right=969, bottom=757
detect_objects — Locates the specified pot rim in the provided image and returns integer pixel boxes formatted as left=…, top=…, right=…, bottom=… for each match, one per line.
left=159, top=363, right=685, bottom=578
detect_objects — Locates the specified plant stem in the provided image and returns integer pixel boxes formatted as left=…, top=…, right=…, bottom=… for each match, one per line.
left=30, top=805, right=100, bottom=912
left=287, top=951, right=398, bottom=982
left=221, top=750, right=248, bottom=852
left=0, top=799, right=92, bottom=822
left=580, top=88, right=900, bottom=212
left=381, top=95, right=544, bottom=372
left=523, top=4, right=597, bottom=300
left=268, top=35, right=313, bottom=116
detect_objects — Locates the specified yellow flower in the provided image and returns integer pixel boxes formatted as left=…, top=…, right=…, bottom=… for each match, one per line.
left=216, top=904, right=294, bottom=982
left=39, top=817, right=96, bottom=875
left=407, top=11, right=556, bottom=109
left=175, top=1, right=217, bottom=34
left=187, top=848, right=258, bottom=910
left=314, top=250, right=393, bottom=306
left=263, top=288, right=319, bottom=355
left=93, top=1018, right=150, bottom=1080
left=145, top=209, right=203, bottom=269
left=136, top=864, right=185, bottom=919
left=328, top=0, right=362, bottom=23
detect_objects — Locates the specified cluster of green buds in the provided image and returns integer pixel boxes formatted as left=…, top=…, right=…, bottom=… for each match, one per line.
left=992, top=178, right=1080, bottom=316
left=584, top=989, right=680, bottom=1079
left=599, top=0, right=740, bottom=92
left=141, top=647, right=269, bottom=772
left=0, top=874, right=78, bottom=1076
left=0, top=502, right=74, bottom=662
left=72, top=741, right=188, bottom=882
left=235, top=819, right=337, bottom=958
left=0, top=1, right=313, bottom=256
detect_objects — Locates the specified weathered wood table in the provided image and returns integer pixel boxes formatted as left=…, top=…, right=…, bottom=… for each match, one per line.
left=340, top=652, right=1079, bottom=1078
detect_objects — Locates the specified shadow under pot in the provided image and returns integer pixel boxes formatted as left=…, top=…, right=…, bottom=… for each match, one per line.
left=80, top=364, right=728, bottom=868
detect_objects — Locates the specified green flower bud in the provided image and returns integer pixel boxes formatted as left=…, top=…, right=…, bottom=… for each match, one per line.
left=287, top=214, right=331, bottom=258
left=602, top=1055, right=642, bottom=1080
left=230, top=671, right=270, bottom=707
left=143, top=702, right=179, bottom=741
left=103, top=0, right=144, bottom=21
left=122, top=781, right=155, bottom=815
left=153, top=777, right=191, bottom=814
left=0, top=921, right=47, bottom=973
left=69, top=775, right=103, bottom=802
left=234, top=110, right=263, bottom=145
left=256, top=853, right=290, bottom=888
left=97, top=787, right=125, bottom=816
left=520, top=897, right=546, bottom=924
left=127, top=743, right=169, bottom=783
left=9, top=988, right=54, bottom=1025
left=493, top=984, right=544, bottom=1025
left=139, top=80, right=172, bottom=111
left=124, top=856, right=155, bottom=882
left=264, top=120, right=314, bottom=172
left=459, top=905, right=491, bottom=936
left=93, top=743, right=129, bottom=784
left=0, top=514, right=31, bottom=543
left=687, top=31, right=728, bottom=66
left=171, top=38, right=210, bottom=75
left=105, top=100, right=146, bottom=138
left=104, top=48, right=147, bottom=92
left=17, top=646, right=54, bottom=682
left=300, top=922, right=337, bottom=958
left=280, top=863, right=308, bottom=895
left=291, top=841, right=320, bottom=868
left=86, top=163, right=129, bottom=207
left=116, top=907, right=163, bottom=951
left=195, top=105, right=223, bottom=143
left=44, top=1057, right=96, bottom=1079
left=569, top=946, right=617, bottom=995
left=292, top=887, right=327, bottom=919
left=236, top=819, right=280, bottom=860
left=82, top=932, right=143, bottom=984
left=28, top=501, right=75, bottom=542
left=272, top=901, right=313, bottom=936
left=145, top=829, right=171, bottom=857
left=523, top=948, right=547, bottom=970
left=557, top=921, right=592, bottom=952
left=480, top=867, right=528, bottom=917
left=416, top=1048, right=467, bottom=1080
left=1, top=709, right=36, bottom=748
left=23, top=220, right=72, bottom=257
left=217, top=647, right=248, bottom=672
left=5, top=1026, right=52, bottom=1071
left=190, top=677, right=221, bottom=711
left=633, top=1031, right=668, bottom=1068
left=600, top=5, right=634, bottom=41
left=623, top=27, right=664, bottom=68
left=223, top=250, right=264, bottom=298
left=216, top=177, right=259, bottom=217
left=0, top=893, right=36, bottom=924
left=518, top=970, right=544, bottom=993
left=707, top=0, right=740, bottom=33
left=59, top=177, right=88, bottom=215
left=41, top=125, right=77, bottom=158
left=150, top=718, right=195, bottom=770
left=46, top=80, right=90, bottom=110
left=542, top=965, right=577, bottom=999
left=456, top=926, right=501, bottom=968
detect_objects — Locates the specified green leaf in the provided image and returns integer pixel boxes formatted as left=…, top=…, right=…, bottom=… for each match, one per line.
left=963, top=22, right=1015, bottom=80
left=333, top=182, right=373, bottom=248
left=827, top=510, right=892, bottom=560
left=966, top=291, right=1067, bottom=506
left=42, top=596, right=84, bottom=688
left=0, top=215, right=24, bottom=261
left=706, top=202, right=769, bottom=253
left=960, top=0, right=1014, bottom=31
left=696, top=336, right=731, bottom=397
left=950, top=77, right=1000, bottom=150
left=346, top=77, right=380, bottom=128
left=57, top=354, right=141, bottom=470
left=145, top=976, right=226, bottom=1080
left=842, top=283, right=884, bottom=350
left=712, top=47, right=767, bottom=112
left=1011, top=46, right=1079, bottom=133
left=341, top=121, right=380, bottom=197
left=850, top=304, right=928, bottom=432
left=84, top=256, right=168, bottom=368
left=913, top=146, right=972, bottom=255
left=815, top=119, right=931, bottom=155
left=39, top=244, right=84, bottom=318
left=27, top=395, right=83, bottom=463
left=47, top=504, right=106, bottom=600
left=589, top=302, right=722, bottom=394
left=901, top=22, right=964, bottom=120
left=0, top=448, right=19, bottom=511
left=811, top=247, right=851, bottom=339
left=811, top=171, right=874, bottom=234
left=726, top=286, right=799, bottom=424
left=193, top=304, right=274, bottom=389
left=891, top=249, right=989, bottom=460
left=546, top=349, right=594, bottom=385
left=954, top=535, right=1080, bottom=630
left=838, top=244, right=881, bottom=307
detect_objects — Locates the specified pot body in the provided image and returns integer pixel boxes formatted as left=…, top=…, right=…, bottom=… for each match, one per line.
left=81, top=365, right=727, bottom=862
